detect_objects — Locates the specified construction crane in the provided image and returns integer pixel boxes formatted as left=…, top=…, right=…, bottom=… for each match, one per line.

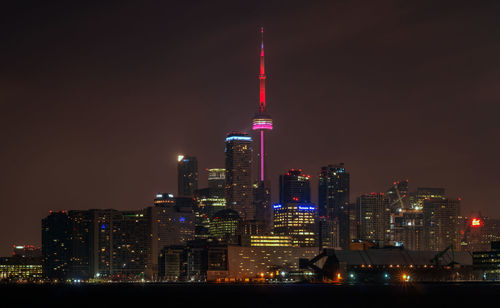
left=430, top=245, right=457, bottom=267
left=299, top=249, right=339, bottom=282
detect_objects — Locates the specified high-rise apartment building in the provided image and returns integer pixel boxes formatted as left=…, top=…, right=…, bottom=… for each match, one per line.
left=42, top=208, right=159, bottom=281
left=109, top=208, right=157, bottom=280
left=423, top=197, right=461, bottom=251
left=357, top=193, right=391, bottom=246
left=390, top=209, right=424, bottom=250
left=41, top=211, right=71, bottom=280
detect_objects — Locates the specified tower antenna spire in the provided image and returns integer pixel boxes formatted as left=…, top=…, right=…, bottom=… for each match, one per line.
left=252, top=27, right=273, bottom=182
left=259, top=26, right=266, bottom=113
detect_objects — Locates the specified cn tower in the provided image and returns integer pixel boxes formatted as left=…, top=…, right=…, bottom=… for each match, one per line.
left=252, top=27, right=273, bottom=184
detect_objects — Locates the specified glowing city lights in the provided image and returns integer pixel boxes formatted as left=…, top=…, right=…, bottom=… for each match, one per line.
left=225, top=136, right=252, bottom=142
left=471, top=218, right=483, bottom=227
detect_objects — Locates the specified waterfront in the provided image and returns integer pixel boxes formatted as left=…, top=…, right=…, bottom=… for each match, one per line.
left=1, top=282, right=499, bottom=307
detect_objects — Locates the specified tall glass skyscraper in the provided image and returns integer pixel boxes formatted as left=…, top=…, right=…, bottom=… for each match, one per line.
left=318, top=163, right=350, bottom=249
left=177, top=155, right=198, bottom=197
left=279, top=169, right=311, bottom=204
left=224, top=132, right=253, bottom=221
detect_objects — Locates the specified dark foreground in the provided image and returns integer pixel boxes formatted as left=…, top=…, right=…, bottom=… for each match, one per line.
left=1, top=282, right=498, bottom=307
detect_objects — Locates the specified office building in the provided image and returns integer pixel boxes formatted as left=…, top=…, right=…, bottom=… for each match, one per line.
left=273, top=202, right=316, bottom=247
left=241, top=235, right=293, bottom=247
left=158, top=245, right=186, bottom=281
left=473, top=241, right=500, bottom=280
left=279, top=169, right=311, bottom=204
left=318, top=163, right=350, bottom=249
left=208, top=168, right=226, bottom=195
left=12, top=245, right=41, bottom=258
left=194, top=168, right=226, bottom=222
left=177, top=155, right=198, bottom=197
left=0, top=245, right=42, bottom=282
left=224, top=132, right=254, bottom=221
left=209, top=209, right=241, bottom=244
left=154, top=194, right=196, bottom=251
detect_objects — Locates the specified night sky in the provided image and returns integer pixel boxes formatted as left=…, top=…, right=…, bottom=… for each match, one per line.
left=1, top=0, right=500, bottom=255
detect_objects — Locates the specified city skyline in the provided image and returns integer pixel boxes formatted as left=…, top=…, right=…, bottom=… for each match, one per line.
left=1, top=0, right=500, bottom=256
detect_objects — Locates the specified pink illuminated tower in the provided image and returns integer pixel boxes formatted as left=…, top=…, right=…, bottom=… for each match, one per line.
left=252, top=27, right=273, bottom=184
left=252, top=27, right=273, bottom=233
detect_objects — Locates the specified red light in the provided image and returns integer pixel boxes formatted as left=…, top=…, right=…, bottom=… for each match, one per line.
left=471, top=218, right=482, bottom=227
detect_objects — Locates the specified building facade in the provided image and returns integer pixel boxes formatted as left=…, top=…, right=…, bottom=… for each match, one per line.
left=318, top=163, right=350, bottom=249
left=423, top=197, right=461, bottom=251
left=273, top=202, right=316, bottom=247
left=357, top=193, right=391, bottom=246
left=279, top=169, right=311, bottom=204
left=41, top=211, right=71, bottom=280
left=224, top=132, right=254, bottom=221
left=209, top=209, right=241, bottom=244
left=177, top=155, right=198, bottom=197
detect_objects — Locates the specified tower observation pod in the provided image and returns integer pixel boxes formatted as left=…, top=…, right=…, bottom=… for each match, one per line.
left=252, top=27, right=273, bottom=182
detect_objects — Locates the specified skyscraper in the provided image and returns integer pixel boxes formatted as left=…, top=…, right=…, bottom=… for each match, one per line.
left=110, top=208, right=157, bottom=280
left=275, top=169, right=316, bottom=247
left=154, top=193, right=196, bottom=250
left=208, top=168, right=226, bottom=199
left=318, top=163, right=350, bottom=249
left=390, top=209, right=424, bottom=250
left=273, top=202, right=316, bottom=247
left=194, top=168, right=227, bottom=232
left=279, top=169, right=311, bottom=204
left=177, top=155, right=198, bottom=197
left=423, top=197, right=461, bottom=251
left=209, top=209, right=241, bottom=244
left=41, top=211, right=70, bottom=280
left=224, top=132, right=253, bottom=221
left=357, top=193, right=391, bottom=246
